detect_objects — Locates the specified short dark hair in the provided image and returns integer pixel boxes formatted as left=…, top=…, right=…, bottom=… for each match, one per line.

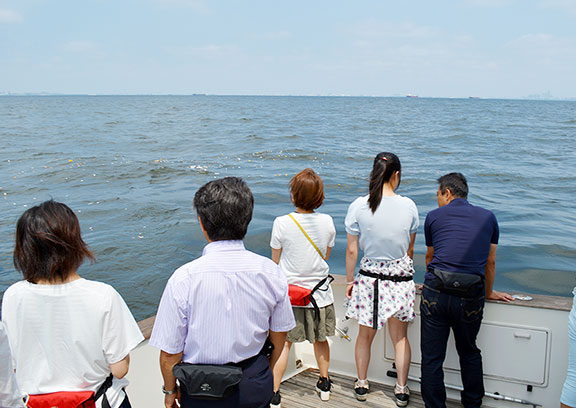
left=437, top=172, right=468, bottom=198
left=194, top=177, right=254, bottom=241
left=290, top=168, right=325, bottom=211
left=368, top=152, right=402, bottom=213
left=13, top=200, right=95, bottom=283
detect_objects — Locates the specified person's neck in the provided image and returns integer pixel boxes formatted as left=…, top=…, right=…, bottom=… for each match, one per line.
left=294, top=207, right=314, bottom=214
left=35, top=271, right=81, bottom=285
left=381, top=184, right=397, bottom=197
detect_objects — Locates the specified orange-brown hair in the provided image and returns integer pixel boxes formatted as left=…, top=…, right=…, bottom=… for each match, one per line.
left=13, top=200, right=95, bottom=283
left=290, top=168, right=325, bottom=211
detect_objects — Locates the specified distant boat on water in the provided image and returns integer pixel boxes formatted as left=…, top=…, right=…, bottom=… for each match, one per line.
left=469, top=96, right=481, bottom=99
left=406, top=94, right=418, bottom=98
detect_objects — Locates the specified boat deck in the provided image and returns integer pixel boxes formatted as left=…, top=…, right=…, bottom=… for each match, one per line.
left=280, top=368, right=462, bottom=408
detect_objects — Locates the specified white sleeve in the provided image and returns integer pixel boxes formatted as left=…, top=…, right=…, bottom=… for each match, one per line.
left=409, top=199, right=419, bottom=234
left=270, top=217, right=283, bottom=249
left=327, top=216, right=336, bottom=248
left=0, top=321, right=26, bottom=407
left=101, top=287, right=144, bottom=365
left=344, top=200, right=360, bottom=235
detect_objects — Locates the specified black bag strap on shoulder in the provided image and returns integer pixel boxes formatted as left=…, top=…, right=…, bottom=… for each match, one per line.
left=93, top=374, right=114, bottom=408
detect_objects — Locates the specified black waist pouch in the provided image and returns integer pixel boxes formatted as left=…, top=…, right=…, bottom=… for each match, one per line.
left=173, top=363, right=243, bottom=400
left=432, top=269, right=484, bottom=298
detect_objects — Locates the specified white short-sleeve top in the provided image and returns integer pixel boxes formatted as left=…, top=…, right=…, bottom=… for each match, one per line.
left=345, top=194, right=419, bottom=261
left=0, top=321, right=26, bottom=407
left=270, top=212, right=336, bottom=308
left=1, top=279, right=144, bottom=408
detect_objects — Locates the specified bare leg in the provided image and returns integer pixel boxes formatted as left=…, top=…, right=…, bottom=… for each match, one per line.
left=388, top=317, right=411, bottom=387
left=313, top=340, right=330, bottom=378
left=355, top=324, right=378, bottom=380
left=272, top=341, right=292, bottom=392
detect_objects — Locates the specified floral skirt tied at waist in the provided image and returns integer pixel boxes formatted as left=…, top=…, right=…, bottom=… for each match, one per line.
left=346, top=254, right=416, bottom=330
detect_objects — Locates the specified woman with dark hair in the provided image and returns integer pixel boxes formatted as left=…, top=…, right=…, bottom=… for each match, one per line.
left=1, top=200, right=143, bottom=408
left=269, top=168, right=336, bottom=407
left=345, top=153, right=419, bottom=407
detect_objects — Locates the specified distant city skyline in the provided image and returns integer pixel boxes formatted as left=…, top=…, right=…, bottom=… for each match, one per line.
left=1, top=0, right=575, bottom=99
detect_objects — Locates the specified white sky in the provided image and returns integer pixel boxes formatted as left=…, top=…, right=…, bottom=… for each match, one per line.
left=1, top=0, right=575, bottom=98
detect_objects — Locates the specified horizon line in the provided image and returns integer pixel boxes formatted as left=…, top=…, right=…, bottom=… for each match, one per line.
left=0, top=92, right=574, bottom=102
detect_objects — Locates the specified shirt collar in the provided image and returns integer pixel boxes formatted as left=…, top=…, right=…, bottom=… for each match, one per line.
left=202, top=240, right=246, bottom=255
left=448, top=198, right=469, bottom=206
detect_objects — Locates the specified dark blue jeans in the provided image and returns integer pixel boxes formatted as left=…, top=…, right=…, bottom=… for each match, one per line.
left=420, top=279, right=485, bottom=408
left=180, top=354, right=273, bottom=408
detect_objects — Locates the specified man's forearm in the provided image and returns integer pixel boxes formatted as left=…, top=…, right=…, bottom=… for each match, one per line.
left=160, top=350, right=183, bottom=391
left=268, top=331, right=287, bottom=370
left=485, top=260, right=496, bottom=297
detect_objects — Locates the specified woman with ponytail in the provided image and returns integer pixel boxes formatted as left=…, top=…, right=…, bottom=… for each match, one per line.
left=345, top=152, right=419, bottom=407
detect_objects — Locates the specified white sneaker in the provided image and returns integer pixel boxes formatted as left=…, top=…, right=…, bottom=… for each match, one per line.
left=316, top=376, right=332, bottom=401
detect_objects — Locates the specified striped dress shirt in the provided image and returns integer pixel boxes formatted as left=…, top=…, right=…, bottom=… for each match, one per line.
left=149, top=240, right=295, bottom=364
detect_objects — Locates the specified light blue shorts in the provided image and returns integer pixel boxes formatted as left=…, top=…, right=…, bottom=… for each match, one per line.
left=561, top=288, right=576, bottom=407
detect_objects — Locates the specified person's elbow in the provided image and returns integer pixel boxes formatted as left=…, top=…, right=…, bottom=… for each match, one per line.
left=346, top=245, right=358, bottom=259
left=110, top=354, right=130, bottom=379
left=486, top=257, right=496, bottom=271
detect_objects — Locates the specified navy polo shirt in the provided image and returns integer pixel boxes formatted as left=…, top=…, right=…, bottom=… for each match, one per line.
left=424, top=198, right=499, bottom=279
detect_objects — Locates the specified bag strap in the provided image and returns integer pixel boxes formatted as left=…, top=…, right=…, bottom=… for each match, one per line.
left=308, top=275, right=334, bottom=322
left=310, top=275, right=334, bottom=295
left=93, top=374, right=114, bottom=408
left=288, top=213, right=325, bottom=260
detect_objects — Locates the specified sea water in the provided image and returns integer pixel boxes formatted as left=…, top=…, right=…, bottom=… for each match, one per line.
left=0, top=95, right=574, bottom=320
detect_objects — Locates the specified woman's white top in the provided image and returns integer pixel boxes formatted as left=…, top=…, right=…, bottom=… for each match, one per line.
left=345, top=194, right=419, bottom=261
left=0, top=321, right=26, bottom=408
left=270, top=212, right=336, bottom=308
left=1, top=279, right=144, bottom=408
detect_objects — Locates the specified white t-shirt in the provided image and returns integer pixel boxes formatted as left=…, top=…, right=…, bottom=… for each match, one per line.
left=345, top=195, right=419, bottom=261
left=270, top=212, right=336, bottom=308
left=1, top=279, right=144, bottom=408
left=0, top=321, right=26, bottom=408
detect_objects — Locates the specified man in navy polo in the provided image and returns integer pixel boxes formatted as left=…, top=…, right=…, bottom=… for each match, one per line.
left=420, top=173, right=514, bottom=408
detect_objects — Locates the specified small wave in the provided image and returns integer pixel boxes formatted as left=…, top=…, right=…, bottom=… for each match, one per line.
left=505, top=268, right=574, bottom=296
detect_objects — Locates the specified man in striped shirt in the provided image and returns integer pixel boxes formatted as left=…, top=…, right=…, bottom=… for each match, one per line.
left=150, top=177, right=295, bottom=408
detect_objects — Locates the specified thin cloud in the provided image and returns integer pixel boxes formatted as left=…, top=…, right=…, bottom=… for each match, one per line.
left=164, top=44, right=241, bottom=59
left=149, top=0, right=210, bottom=13
left=540, top=0, right=576, bottom=15
left=64, top=41, right=99, bottom=53
left=504, top=33, right=576, bottom=69
left=464, top=0, right=516, bottom=7
left=252, top=31, right=294, bottom=41
left=61, top=41, right=108, bottom=59
left=506, top=33, right=572, bottom=53
left=0, top=9, right=23, bottom=23
left=351, top=21, right=439, bottom=40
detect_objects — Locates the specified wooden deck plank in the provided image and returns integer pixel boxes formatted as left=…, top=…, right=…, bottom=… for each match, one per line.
left=279, top=368, right=462, bottom=408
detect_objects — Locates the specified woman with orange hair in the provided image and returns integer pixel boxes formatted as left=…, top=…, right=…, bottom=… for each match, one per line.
left=269, top=168, right=336, bottom=407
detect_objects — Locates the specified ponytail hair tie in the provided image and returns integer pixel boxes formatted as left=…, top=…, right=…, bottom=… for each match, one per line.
left=382, top=157, right=388, bottom=161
